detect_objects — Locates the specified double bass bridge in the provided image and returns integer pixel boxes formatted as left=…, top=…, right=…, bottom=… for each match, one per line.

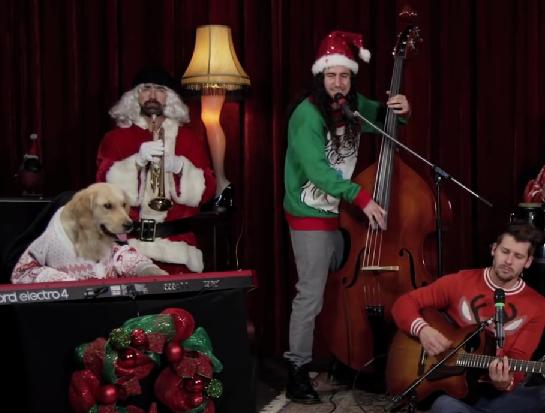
left=360, top=265, right=400, bottom=272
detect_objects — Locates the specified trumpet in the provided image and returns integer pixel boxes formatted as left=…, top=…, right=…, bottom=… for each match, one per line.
left=148, top=114, right=173, bottom=211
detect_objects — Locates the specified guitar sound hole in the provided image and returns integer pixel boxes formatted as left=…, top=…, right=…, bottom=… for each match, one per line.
left=464, top=334, right=482, bottom=353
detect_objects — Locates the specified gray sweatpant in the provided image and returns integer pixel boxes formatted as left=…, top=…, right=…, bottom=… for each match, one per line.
left=284, top=229, right=344, bottom=367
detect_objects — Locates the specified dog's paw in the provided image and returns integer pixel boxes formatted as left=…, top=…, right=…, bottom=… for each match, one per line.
left=135, top=264, right=169, bottom=277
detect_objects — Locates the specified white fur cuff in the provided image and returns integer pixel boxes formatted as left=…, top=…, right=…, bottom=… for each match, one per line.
left=128, top=238, right=204, bottom=273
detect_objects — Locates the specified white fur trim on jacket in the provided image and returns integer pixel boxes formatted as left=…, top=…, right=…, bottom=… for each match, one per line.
left=106, top=154, right=168, bottom=222
left=160, top=118, right=205, bottom=207
left=106, top=155, right=140, bottom=206
left=128, top=238, right=204, bottom=273
left=169, top=156, right=205, bottom=207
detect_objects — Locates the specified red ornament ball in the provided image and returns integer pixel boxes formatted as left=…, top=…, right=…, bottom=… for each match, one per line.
left=190, top=394, right=204, bottom=407
left=117, top=347, right=137, bottom=368
left=130, top=328, right=148, bottom=348
left=161, top=308, right=195, bottom=341
left=98, top=384, right=118, bottom=405
left=185, top=377, right=205, bottom=393
left=165, top=341, right=184, bottom=363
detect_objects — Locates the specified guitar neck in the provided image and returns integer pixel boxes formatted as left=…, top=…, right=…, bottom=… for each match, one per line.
left=456, top=352, right=545, bottom=374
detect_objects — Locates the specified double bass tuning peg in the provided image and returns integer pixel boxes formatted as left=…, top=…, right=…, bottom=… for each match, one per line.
left=408, top=28, right=423, bottom=52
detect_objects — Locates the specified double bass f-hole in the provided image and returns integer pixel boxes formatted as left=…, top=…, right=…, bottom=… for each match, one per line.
left=399, top=247, right=417, bottom=289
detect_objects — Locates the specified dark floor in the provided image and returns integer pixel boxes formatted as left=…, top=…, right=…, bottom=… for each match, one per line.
left=254, top=356, right=397, bottom=412
left=256, top=357, right=288, bottom=411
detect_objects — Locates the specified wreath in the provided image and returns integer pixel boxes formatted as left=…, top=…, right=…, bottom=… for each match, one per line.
left=68, top=308, right=223, bottom=413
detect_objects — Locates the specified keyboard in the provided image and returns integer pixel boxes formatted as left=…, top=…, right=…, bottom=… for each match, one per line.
left=0, top=270, right=255, bottom=305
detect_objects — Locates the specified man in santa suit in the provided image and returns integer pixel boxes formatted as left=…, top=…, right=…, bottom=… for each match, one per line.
left=97, top=67, right=215, bottom=273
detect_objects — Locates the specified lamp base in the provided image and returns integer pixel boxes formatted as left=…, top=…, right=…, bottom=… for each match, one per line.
left=202, top=184, right=233, bottom=213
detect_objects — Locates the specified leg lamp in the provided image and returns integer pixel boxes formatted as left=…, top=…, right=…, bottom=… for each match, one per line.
left=201, top=89, right=232, bottom=208
left=181, top=25, right=250, bottom=211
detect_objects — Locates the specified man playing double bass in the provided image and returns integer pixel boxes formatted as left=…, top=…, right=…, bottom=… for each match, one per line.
left=391, top=222, right=545, bottom=412
left=283, top=30, right=411, bottom=404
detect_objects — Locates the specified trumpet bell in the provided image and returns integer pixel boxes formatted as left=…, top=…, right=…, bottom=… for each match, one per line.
left=148, top=197, right=173, bottom=211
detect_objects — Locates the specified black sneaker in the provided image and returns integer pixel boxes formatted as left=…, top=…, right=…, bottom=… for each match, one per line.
left=286, top=362, right=320, bottom=404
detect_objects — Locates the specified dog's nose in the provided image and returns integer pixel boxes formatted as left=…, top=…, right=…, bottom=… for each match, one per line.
left=123, top=221, right=133, bottom=232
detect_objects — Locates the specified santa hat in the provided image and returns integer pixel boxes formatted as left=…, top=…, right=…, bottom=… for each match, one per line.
left=312, top=31, right=371, bottom=75
left=24, top=133, right=40, bottom=160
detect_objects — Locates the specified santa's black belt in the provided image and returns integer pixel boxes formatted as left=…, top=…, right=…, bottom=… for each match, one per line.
left=131, top=218, right=192, bottom=242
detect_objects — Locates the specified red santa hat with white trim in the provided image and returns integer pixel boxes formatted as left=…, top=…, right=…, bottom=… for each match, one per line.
left=311, top=31, right=371, bottom=75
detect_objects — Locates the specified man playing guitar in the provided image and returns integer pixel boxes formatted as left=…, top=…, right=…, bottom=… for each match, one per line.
left=391, top=222, right=545, bottom=412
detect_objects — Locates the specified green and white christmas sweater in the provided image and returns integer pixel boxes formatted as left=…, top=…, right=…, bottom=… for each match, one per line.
left=284, top=94, right=383, bottom=230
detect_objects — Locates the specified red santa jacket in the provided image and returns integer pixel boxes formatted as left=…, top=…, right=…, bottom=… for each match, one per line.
left=96, top=117, right=215, bottom=272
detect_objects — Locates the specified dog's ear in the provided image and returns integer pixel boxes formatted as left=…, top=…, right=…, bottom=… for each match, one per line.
left=61, top=188, right=92, bottom=244
left=86, top=186, right=97, bottom=213
left=68, top=187, right=95, bottom=226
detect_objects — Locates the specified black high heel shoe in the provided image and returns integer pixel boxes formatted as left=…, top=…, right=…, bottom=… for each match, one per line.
left=203, top=184, right=233, bottom=212
left=213, top=184, right=233, bottom=210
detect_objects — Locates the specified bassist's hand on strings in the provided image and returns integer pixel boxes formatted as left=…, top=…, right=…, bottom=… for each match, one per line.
left=363, top=200, right=387, bottom=230
left=386, top=92, right=411, bottom=116
left=489, top=356, right=515, bottom=391
left=418, top=325, right=452, bottom=356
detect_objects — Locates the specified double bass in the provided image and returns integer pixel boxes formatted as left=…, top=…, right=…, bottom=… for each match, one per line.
left=316, top=21, right=452, bottom=371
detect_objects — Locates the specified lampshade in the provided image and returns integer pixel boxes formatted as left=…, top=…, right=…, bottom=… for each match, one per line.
left=181, top=25, right=250, bottom=92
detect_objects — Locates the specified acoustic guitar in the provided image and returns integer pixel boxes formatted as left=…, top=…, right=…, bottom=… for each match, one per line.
left=386, top=307, right=545, bottom=403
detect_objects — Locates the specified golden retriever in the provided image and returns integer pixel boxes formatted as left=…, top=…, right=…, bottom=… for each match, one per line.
left=61, top=182, right=134, bottom=262
left=11, top=183, right=166, bottom=283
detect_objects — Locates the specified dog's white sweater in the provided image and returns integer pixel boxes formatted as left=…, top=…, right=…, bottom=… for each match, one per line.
left=11, top=207, right=157, bottom=284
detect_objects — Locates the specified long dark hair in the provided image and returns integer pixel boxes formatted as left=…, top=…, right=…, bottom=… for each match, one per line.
left=311, top=72, right=362, bottom=151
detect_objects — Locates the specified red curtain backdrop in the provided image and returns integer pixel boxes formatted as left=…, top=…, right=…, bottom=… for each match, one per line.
left=2, top=0, right=545, bottom=356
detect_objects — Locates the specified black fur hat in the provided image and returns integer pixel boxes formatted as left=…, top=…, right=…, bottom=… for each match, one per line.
left=132, top=67, right=179, bottom=92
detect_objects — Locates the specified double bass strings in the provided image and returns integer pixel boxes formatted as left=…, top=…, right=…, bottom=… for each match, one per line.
left=361, top=55, right=404, bottom=313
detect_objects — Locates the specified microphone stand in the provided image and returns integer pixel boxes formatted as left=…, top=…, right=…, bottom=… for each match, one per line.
left=348, top=108, right=493, bottom=276
left=388, top=317, right=493, bottom=412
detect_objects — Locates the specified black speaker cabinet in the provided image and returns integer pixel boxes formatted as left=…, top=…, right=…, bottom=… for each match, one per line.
left=0, top=197, right=51, bottom=245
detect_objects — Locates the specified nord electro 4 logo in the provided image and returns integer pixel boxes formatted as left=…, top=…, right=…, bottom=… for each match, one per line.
left=0, top=289, right=69, bottom=304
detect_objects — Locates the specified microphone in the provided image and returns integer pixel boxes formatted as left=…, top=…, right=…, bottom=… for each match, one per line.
left=333, top=93, right=355, bottom=119
left=494, top=288, right=505, bottom=348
